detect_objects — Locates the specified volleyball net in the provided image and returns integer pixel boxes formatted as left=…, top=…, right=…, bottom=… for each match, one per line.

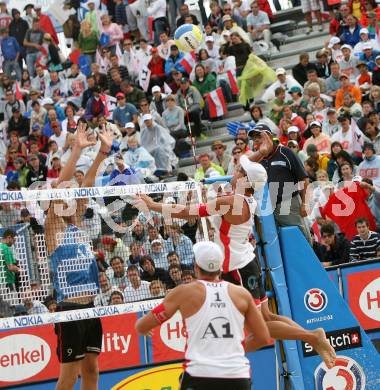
left=0, top=181, right=210, bottom=329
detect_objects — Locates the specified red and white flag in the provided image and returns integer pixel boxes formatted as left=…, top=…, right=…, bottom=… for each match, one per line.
left=179, top=52, right=196, bottom=74
left=227, top=70, right=239, bottom=95
left=207, top=88, right=227, bottom=118
left=351, top=119, right=365, bottom=157
left=163, top=82, right=172, bottom=94
left=15, top=81, right=22, bottom=101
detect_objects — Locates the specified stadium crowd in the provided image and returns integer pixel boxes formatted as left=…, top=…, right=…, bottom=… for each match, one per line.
left=0, top=0, right=380, bottom=317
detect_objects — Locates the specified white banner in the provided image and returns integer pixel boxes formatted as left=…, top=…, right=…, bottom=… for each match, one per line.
left=0, top=299, right=163, bottom=330
left=138, top=65, right=151, bottom=92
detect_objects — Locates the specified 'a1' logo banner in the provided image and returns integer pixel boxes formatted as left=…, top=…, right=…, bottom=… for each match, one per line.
left=279, top=227, right=380, bottom=390
left=342, top=264, right=380, bottom=331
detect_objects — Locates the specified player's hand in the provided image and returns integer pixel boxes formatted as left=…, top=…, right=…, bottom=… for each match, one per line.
left=98, top=124, right=114, bottom=153
left=133, top=193, right=154, bottom=209
left=75, top=122, right=97, bottom=149
left=300, top=204, right=307, bottom=217
left=258, top=131, right=273, bottom=156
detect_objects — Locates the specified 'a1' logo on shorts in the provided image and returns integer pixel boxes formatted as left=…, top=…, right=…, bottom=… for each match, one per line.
left=314, top=356, right=366, bottom=390
left=304, top=288, right=328, bottom=313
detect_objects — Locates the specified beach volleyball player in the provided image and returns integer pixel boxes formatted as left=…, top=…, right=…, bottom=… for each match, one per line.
left=45, top=123, right=114, bottom=390
left=136, top=241, right=271, bottom=390
left=135, top=131, right=336, bottom=369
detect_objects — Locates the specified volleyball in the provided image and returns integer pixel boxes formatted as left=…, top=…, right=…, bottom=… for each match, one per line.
left=174, top=24, right=203, bottom=52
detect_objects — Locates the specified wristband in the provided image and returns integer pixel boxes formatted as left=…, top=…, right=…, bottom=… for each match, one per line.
left=151, top=303, right=168, bottom=324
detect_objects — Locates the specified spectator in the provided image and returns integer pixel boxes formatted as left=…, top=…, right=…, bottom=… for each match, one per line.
left=211, top=140, right=231, bottom=173
left=167, top=264, right=183, bottom=289
left=149, top=239, right=169, bottom=269
left=226, top=32, right=251, bottom=76
left=23, top=18, right=44, bottom=77
left=25, top=153, right=47, bottom=187
left=350, top=217, right=380, bottom=260
left=247, top=1, right=271, bottom=46
left=358, top=142, right=380, bottom=184
left=100, top=14, right=123, bottom=54
left=195, top=153, right=225, bottom=181
left=8, top=131, right=27, bottom=158
left=0, top=229, right=19, bottom=292
left=292, top=53, right=317, bottom=86
left=165, top=224, right=194, bottom=267
left=176, top=77, right=206, bottom=138
left=361, top=178, right=380, bottom=231
left=4, top=89, right=26, bottom=121
left=303, top=121, right=331, bottom=155
left=101, top=235, right=130, bottom=264
left=113, top=92, right=138, bottom=133
left=85, top=86, right=106, bottom=119
left=124, top=265, right=150, bottom=302
left=157, top=31, right=175, bottom=60
left=106, top=256, right=129, bottom=290
left=120, top=79, right=146, bottom=108
left=304, top=69, right=327, bottom=94
left=149, top=279, right=166, bottom=297
left=305, top=143, right=330, bottom=172
left=6, top=157, right=28, bottom=187
left=338, top=44, right=359, bottom=82
left=327, top=141, right=343, bottom=179
left=109, top=290, right=124, bottom=305
left=49, top=121, right=67, bottom=150
left=47, top=156, right=61, bottom=180
left=129, top=242, right=143, bottom=265
left=140, top=255, right=169, bottom=284
left=176, top=4, right=199, bottom=28
left=94, top=272, right=113, bottom=306
left=165, top=44, right=185, bottom=78
left=78, top=20, right=98, bottom=63
left=150, top=86, right=167, bottom=117
left=319, top=223, right=351, bottom=266
left=269, top=87, right=292, bottom=125
left=340, top=14, right=362, bottom=47
left=335, top=74, right=362, bottom=109
left=326, top=62, right=342, bottom=100
left=1, top=27, right=21, bottom=81
left=8, top=108, right=29, bottom=140
left=362, top=119, right=380, bottom=153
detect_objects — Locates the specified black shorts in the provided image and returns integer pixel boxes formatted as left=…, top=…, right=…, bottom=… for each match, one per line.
left=180, top=372, right=251, bottom=390
left=222, top=258, right=267, bottom=306
left=55, top=302, right=103, bottom=363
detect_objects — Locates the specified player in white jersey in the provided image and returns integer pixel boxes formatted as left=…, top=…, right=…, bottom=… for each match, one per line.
left=45, top=122, right=114, bottom=390
left=135, top=132, right=336, bottom=369
left=136, top=241, right=271, bottom=389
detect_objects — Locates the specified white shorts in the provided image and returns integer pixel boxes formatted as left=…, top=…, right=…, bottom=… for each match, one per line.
left=301, top=0, right=320, bottom=13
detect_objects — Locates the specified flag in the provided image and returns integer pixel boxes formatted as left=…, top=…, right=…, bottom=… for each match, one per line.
left=227, top=70, right=239, bottom=95
left=351, top=119, right=365, bottom=157
left=138, top=65, right=151, bottom=92
left=207, top=88, right=227, bottom=118
left=311, top=221, right=321, bottom=242
left=148, top=16, right=154, bottom=42
left=320, top=181, right=376, bottom=240
left=15, top=81, right=22, bottom=101
left=69, top=49, right=81, bottom=65
left=101, top=94, right=117, bottom=119
left=238, top=53, right=276, bottom=104
left=164, top=82, right=172, bottom=94
left=179, top=52, right=196, bottom=74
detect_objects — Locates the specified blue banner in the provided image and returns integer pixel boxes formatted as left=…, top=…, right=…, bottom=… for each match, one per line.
left=280, top=226, right=380, bottom=389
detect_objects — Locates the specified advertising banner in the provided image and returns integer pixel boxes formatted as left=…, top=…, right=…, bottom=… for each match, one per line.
left=342, top=264, right=380, bottom=331
left=0, top=313, right=141, bottom=387
left=279, top=227, right=380, bottom=390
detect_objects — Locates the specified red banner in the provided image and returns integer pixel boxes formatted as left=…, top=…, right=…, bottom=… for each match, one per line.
left=152, top=311, right=186, bottom=363
left=346, top=269, right=380, bottom=331
left=0, top=313, right=140, bottom=387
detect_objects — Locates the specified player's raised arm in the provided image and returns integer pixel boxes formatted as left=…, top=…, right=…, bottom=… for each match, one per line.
left=81, top=126, right=114, bottom=188
left=56, top=122, right=96, bottom=187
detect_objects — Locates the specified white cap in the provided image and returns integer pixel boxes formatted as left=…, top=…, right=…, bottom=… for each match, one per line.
left=310, top=120, right=322, bottom=128
left=151, top=85, right=161, bottom=93
left=239, top=154, right=267, bottom=191
left=363, top=42, right=373, bottom=50
left=328, top=36, right=340, bottom=48
left=222, top=30, right=231, bottom=36
left=125, top=122, right=135, bottom=128
left=360, top=28, right=369, bottom=35
left=341, top=44, right=352, bottom=51
left=41, top=97, right=54, bottom=105
left=205, top=35, right=214, bottom=42
left=142, top=114, right=153, bottom=121
left=276, top=67, right=286, bottom=76
left=151, top=239, right=162, bottom=245
left=287, top=126, right=299, bottom=133
left=193, top=241, right=224, bottom=272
